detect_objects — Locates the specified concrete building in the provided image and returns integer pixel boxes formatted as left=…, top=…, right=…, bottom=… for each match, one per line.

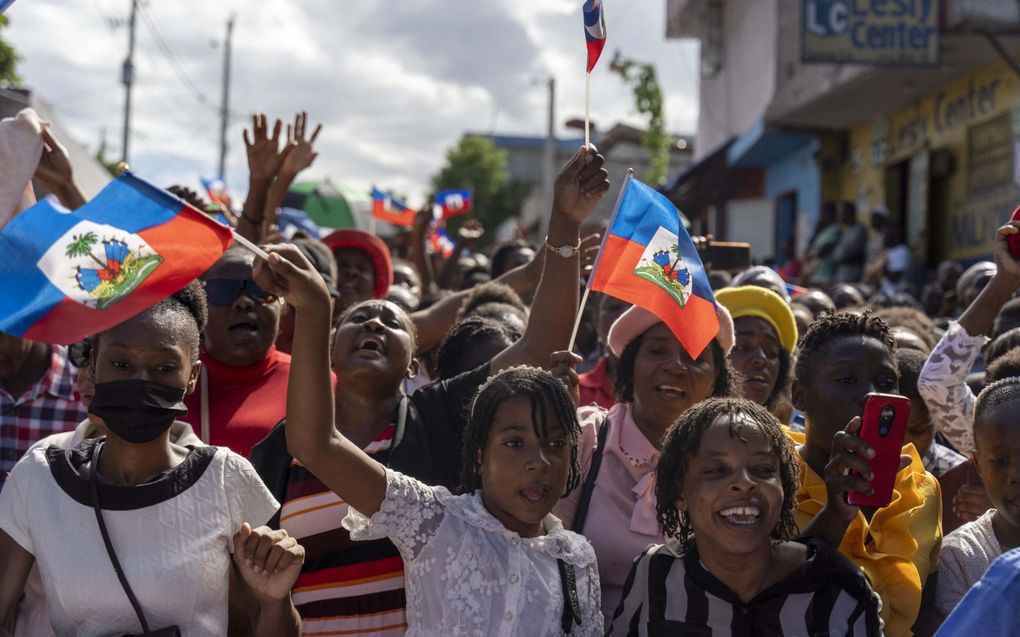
left=667, top=0, right=1020, bottom=268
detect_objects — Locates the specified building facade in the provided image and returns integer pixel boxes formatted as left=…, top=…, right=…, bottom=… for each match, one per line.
left=668, top=0, right=1020, bottom=268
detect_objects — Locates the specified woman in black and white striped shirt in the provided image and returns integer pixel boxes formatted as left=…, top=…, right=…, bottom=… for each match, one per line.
left=608, top=398, right=882, bottom=636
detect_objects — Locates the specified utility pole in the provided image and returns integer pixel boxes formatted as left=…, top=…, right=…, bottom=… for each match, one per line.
left=217, top=13, right=236, bottom=181
left=120, top=0, right=139, bottom=164
left=541, top=77, right=556, bottom=237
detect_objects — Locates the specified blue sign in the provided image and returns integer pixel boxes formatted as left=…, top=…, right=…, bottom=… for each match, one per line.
left=802, top=0, right=940, bottom=67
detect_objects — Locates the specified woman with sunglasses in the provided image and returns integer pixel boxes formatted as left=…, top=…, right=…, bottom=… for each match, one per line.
left=182, top=246, right=300, bottom=456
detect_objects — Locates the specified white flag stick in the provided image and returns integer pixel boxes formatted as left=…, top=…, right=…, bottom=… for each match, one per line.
left=230, top=230, right=270, bottom=261
left=584, top=72, right=592, bottom=148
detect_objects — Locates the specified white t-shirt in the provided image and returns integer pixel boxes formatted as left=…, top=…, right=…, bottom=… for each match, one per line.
left=936, top=509, right=1003, bottom=617
left=0, top=437, right=279, bottom=637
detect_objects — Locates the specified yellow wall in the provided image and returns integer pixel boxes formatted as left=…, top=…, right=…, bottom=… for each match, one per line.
left=839, top=59, right=1020, bottom=261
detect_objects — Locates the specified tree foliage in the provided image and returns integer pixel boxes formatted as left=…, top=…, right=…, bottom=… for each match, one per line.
left=431, top=135, right=527, bottom=241
left=611, top=55, right=669, bottom=185
left=0, top=15, right=21, bottom=87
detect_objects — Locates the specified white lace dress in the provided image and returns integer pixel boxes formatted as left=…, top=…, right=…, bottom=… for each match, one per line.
left=342, top=469, right=603, bottom=637
left=917, top=321, right=987, bottom=454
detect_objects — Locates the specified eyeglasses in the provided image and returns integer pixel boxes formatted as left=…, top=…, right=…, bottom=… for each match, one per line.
left=202, top=279, right=278, bottom=306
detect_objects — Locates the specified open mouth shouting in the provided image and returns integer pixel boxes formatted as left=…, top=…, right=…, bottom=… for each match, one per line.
left=656, top=384, right=689, bottom=401
left=519, top=482, right=551, bottom=506
left=228, top=316, right=261, bottom=342
left=353, top=332, right=387, bottom=358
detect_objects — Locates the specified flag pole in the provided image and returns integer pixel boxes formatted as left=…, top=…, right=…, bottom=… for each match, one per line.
left=584, top=72, right=591, bottom=148
left=231, top=229, right=270, bottom=261
left=566, top=168, right=634, bottom=352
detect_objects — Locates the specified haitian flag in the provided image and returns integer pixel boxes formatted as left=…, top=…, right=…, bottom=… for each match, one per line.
left=0, top=173, right=233, bottom=344
left=583, top=0, right=607, bottom=73
left=589, top=176, right=719, bottom=358
left=428, top=224, right=456, bottom=258
left=371, top=187, right=415, bottom=227
left=434, top=188, right=473, bottom=219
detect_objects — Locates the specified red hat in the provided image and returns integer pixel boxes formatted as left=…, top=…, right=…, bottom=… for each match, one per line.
left=322, top=229, right=393, bottom=299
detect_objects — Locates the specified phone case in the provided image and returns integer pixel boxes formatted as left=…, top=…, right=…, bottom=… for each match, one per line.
left=847, top=393, right=911, bottom=508
left=1008, top=205, right=1020, bottom=259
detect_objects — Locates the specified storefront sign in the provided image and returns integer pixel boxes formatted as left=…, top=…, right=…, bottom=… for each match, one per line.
left=967, top=114, right=1012, bottom=194
left=803, top=0, right=939, bottom=66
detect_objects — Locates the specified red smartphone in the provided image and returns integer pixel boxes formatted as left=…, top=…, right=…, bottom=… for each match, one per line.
left=1008, top=204, right=1020, bottom=259
left=847, top=393, right=911, bottom=508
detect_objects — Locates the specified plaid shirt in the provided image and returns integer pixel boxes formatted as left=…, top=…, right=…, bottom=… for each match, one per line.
left=0, top=346, right=86, bottom=486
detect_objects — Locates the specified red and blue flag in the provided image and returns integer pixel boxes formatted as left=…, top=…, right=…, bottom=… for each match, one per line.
left=434, top=188, right=473, bottom=219
left=371, top=187, right=416, bottom=227
left=0, top=173, right=233, bottom=344
left=428, top=224, right=456, bottom=258
left=589, top=176, right=719, bottom=358
left=583, top=0, right=607, bottom=73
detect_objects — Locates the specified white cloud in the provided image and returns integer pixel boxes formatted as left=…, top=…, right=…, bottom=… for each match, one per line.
left=5, top=0, right=699, bottom=207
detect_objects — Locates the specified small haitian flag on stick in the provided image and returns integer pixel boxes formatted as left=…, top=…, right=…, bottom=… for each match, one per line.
left=371, top=187, right=416, bottom=227
left=588, top=174, right=719, bottom=358
left=434, top=188, right=473, bottom=219
left=583, top=0, right=607, bottom=73
left=0, top=173, right=233, bottom=344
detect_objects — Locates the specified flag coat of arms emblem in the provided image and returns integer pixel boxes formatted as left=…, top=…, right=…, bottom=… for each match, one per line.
left=434, top=188, right=474, bottom=219
left=583, top=0, right=607, bottom=73
left=589, top=176, right=719, bottom=358
left=0, top=173, right=233, bottom=344
left=371, top=187, right=416, bottom=227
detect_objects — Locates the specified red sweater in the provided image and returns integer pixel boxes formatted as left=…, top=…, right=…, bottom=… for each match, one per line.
left=183, top=347, right=292, bottom=457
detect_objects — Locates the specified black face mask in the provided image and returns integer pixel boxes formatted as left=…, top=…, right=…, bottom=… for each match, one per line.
left=88, top=380, right=189, bottom=444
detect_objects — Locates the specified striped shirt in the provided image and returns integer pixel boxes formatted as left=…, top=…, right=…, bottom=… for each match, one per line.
left=607, top=538, right=883, bottom=636
left=279, top=424, right=407, bottom=636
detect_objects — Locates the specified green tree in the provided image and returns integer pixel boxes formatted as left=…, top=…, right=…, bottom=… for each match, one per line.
left=611, top=55, right=669, bottom=185
left=430, top=135, right=527, bottom=242
left=0, top=15, right=21, bottom=87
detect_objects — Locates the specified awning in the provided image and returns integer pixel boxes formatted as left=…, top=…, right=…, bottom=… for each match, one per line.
left=727, top=120, right=816, bottom=168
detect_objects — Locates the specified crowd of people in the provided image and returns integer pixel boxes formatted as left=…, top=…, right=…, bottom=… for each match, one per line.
left=2, top=108, right=1020, bottom=636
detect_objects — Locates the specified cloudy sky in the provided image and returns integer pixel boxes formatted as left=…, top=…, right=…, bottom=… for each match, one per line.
left=5, top=0, right=699, bottom=204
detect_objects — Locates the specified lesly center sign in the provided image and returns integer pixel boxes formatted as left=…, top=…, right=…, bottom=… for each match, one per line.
left=802, top=0, right=939, bottom=67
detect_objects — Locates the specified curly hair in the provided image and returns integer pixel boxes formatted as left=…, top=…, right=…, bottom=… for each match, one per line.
left=795, top=311, right=897, bottom=383
left=614, top=333, right=736, bottom=403
left=874, top=306, right=936, bottom=351
left=987, top=347, right=1020, bottom=384
left=974, top=377, right=1020, bottom=438
left=460, top=366, right=581, bottom=497
left=655, top=397, right=800, bottom=551
left=91, top=280, right=208, bottom=361
left=458, top=282, right=528, bottom=320
left=436, top=316, right=522, bottom=380
left=490, top=239, right=536, bottom=278
left=987, top=327, right=1020, bottom=369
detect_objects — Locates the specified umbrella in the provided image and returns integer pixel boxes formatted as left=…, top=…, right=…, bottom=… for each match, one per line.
left=283, top=180, right=358, bottom=229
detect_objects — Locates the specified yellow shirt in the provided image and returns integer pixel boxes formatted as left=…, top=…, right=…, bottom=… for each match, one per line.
left=788, top=431, right=942, bottom=637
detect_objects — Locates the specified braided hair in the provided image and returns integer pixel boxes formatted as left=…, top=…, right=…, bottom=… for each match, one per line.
left=436, top=316, right=523, bottom=380
left=655, top=397, right=800, bottom=552
left=460, top=366, right=581, bottom=497
left=975, top=377, right=1020, bottom=438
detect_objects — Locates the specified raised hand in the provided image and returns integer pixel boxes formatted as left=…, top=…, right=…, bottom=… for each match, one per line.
left=457, top=219, right=485, bottom=244
left=281, top=111, right=321, bottom=177
left=35, top=127, right=72, bottom=190
left=549, top=350, right=583, bottom=406
left=233, top=523, right=304, bottom=602
left=243, top=114, right=288, bottom=183
left=252, top=243, right=330, bottom=311
left=993, top=221, right=1020, bottom=283
left=552, top=145, right=610, bottom=226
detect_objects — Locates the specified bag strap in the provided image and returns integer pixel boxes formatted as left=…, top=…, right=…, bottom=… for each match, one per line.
left=557, top=558, right=582, bottom=635
left=571, top=415, right=610, bottom=534
left=89, top=441, right=152, bottom=635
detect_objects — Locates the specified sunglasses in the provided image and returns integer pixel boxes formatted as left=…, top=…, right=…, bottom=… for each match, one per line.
left=202, top=279, right=278, bottom=306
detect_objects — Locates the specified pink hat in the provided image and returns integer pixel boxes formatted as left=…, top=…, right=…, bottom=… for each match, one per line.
left=607, top=304, right=734, bottom=358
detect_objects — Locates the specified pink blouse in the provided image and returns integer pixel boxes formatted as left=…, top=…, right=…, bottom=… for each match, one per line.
left=554, top=402, right=663, bottom=622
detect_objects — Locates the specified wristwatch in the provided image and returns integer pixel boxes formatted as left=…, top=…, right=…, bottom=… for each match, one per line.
left=545, top=237, right=580, bottom=258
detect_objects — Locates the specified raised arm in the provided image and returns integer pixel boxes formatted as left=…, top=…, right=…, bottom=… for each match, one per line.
left=490, top=145, right=609, bottom=372
left=253, top=244, right=388, bottom=517
left=238, top=114, right=289, bottom=243
left=261, top=112, right=321, bottom=235
left=409, top=207, right=437, bottom=297
left=35, top=127, right=87, bottom=210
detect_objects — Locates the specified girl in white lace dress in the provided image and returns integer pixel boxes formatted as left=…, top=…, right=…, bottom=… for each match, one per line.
left=254, top=243, right=604, bottom=637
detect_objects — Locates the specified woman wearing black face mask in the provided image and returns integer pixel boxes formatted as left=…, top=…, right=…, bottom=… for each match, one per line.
left=0, top=282, right=304, bottom=636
